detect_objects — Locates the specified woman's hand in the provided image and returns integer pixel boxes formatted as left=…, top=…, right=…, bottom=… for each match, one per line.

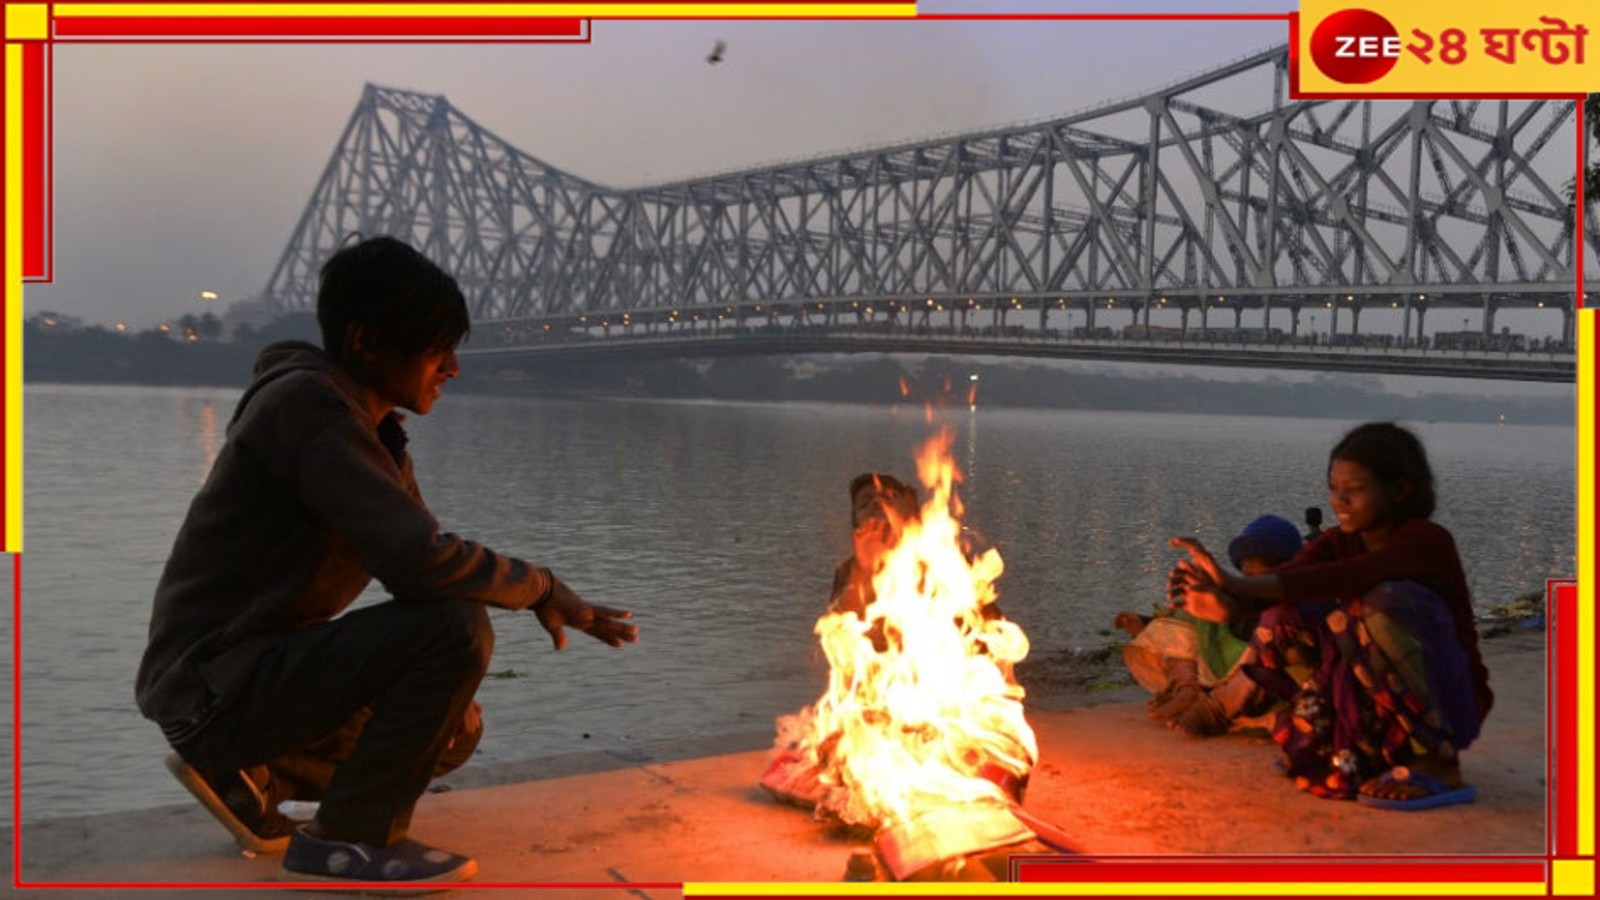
left=1166, top=536, right=1233, bottom=623
left=1168, top=536, right=1225, bottom=586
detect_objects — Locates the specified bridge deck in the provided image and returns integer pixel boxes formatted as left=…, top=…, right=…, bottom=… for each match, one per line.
left=462, top=329, right=1577, bottom=383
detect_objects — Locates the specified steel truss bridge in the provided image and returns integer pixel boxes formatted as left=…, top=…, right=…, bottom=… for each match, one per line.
left=260, top=45, right=1595, bottom=382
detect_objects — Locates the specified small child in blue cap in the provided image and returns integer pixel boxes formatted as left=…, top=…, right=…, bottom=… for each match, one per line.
left=1118, top=514, right=1304, bottom=737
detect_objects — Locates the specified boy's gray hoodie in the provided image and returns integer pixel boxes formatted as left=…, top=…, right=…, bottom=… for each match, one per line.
left=136, top=341, right=550, bottom=746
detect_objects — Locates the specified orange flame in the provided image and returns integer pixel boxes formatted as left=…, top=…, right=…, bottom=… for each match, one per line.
left=785, top=428, right=1036, bottom=832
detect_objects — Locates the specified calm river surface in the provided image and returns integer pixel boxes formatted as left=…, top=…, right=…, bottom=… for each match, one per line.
left=9, top=382, right=1575, bottom=824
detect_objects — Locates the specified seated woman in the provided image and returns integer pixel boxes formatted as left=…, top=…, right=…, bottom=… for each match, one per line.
left=1168, top=422, right=1492, bottom=810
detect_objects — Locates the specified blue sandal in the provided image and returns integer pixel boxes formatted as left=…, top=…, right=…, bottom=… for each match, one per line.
left=1356, top=766, right=1477, bottom=811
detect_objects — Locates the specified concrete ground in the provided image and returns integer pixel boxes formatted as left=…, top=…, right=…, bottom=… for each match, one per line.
left=4, top=631, right=1546, bottom=898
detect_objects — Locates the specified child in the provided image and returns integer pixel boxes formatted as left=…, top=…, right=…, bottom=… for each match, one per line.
left=1118, top=514, right=1302, bottom=737
left=1169, top=422, right=1491, bottom=809
left=136, top=236, right=639, bottom=885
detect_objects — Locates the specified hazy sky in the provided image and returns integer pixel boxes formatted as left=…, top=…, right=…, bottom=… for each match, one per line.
left=23, top=0, right=1581, bottom=347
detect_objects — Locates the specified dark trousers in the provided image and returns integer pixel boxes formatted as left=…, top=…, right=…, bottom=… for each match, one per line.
left=177, top=598, right=494, bottom=846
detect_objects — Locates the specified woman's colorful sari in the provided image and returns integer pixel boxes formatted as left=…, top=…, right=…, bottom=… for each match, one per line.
left=1243, top=580, right=1483, bottom=799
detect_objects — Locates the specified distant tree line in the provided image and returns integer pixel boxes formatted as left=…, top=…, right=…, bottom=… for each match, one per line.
left=24, top=312, right=1573, bottom=426
left=24, top=312, right=319, bottom=386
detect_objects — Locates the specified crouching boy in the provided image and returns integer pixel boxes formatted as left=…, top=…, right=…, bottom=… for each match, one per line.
left=136, top=235, right=638, bottom=885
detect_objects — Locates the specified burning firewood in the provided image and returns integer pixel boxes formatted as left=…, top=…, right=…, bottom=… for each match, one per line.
left=763, top=429, right=1081, bottom=880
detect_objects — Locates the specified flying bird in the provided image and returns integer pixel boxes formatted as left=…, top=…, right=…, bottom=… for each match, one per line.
left=707, top=40, right=726, bottom=64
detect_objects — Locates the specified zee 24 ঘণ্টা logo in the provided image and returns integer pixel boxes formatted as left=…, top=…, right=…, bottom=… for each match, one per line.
left=1308, top=6, right=1588, bottom=86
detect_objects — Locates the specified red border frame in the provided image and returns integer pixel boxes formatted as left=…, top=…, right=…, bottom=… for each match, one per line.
left=1551, top=580, right=1579, bottom=858
left=1013, top=856, right=1550, bottom=885
left=20, top=41, right=47, bottom=282
left=54, top=15, right=589, bottom=38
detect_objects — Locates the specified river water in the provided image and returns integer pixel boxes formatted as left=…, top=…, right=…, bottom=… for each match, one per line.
left=10, top=382, right=1575, bottom=825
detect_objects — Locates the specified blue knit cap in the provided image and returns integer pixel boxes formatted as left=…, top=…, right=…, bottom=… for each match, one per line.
left=1227, top=514, right=1304, bottom=569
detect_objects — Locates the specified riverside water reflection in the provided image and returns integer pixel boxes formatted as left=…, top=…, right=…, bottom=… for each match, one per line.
left=14, top=383, right=1575, bottom=824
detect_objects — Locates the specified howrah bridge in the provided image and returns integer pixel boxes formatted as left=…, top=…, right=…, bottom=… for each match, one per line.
left=256, top=45, right=1597, bottom=383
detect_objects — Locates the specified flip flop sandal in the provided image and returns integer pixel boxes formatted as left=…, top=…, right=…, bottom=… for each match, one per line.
left=165, top=753, right=297, bottom=853
left=1356, top=766, right=1478, bottom=811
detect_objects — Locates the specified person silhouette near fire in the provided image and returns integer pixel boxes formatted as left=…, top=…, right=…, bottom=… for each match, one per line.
left=761, top=472, right=919, bottom=807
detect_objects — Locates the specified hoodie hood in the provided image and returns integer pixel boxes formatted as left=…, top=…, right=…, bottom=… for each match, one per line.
left=232, top=341, right=353, bottom=426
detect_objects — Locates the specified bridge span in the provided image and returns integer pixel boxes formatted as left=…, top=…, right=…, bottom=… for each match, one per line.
left=259, top=43, right=1598, bottom=364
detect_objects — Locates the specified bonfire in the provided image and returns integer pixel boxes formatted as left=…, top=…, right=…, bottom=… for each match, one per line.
left=765, top=427, right=1055, bottom=880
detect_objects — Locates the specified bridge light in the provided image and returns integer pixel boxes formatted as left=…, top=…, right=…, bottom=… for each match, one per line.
left=1538, top=301, right=1545, bottom=308
left=1390, top=301, right=1398, bottom=308
left=1418, top=293, right=1427, bottom=300
left=1346, top=294, right=1354, bottom=301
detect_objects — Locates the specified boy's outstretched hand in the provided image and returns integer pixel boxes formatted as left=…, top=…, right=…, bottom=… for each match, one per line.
left=536, top=576, right=640, bottom=650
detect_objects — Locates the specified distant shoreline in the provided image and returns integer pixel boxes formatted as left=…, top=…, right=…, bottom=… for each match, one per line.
left=24, top=331, right=1577, bottom=427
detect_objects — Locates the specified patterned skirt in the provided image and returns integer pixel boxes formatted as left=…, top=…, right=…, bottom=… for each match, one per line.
left=1242, top=580, right=1483, bottom=799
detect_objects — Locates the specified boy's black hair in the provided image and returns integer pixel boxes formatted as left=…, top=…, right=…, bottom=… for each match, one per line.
left=316, top=235, right=471, bottom=362
left=1328, top=421, right=1437, bottom=522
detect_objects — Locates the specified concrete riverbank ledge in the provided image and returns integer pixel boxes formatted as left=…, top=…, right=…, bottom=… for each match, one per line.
left=6, top=631, right=1546, bottom=897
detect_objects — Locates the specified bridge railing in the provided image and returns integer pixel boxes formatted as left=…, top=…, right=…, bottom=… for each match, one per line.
left=461, top=317, right=1577, bottom=363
